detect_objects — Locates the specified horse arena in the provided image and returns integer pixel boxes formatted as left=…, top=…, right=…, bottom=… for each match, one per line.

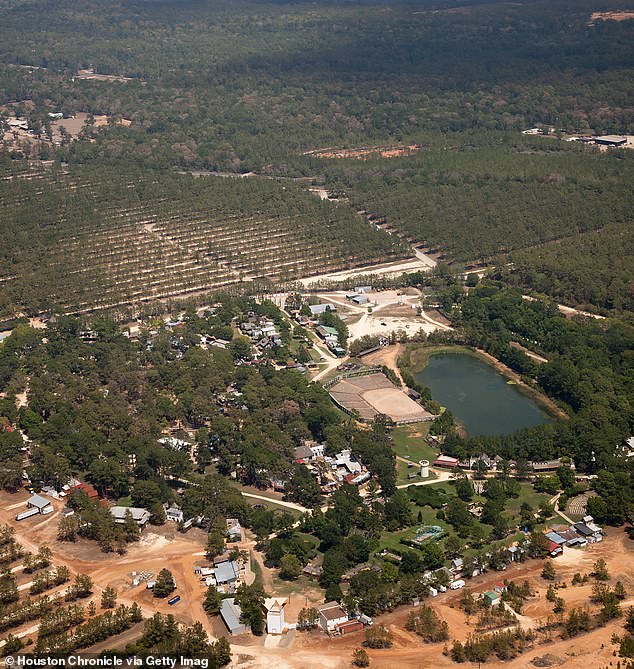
left=328, top=372, right=433, bottom=424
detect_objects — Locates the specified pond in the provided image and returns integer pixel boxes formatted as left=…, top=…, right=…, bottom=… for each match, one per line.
left=415, top=352, right=552, bottom=436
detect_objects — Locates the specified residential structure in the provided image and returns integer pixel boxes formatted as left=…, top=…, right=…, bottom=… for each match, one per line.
left=110, top=506, right=150, bottom=527
left=220, top=598, right=249, bottom=635
left=318, top=601, right=349, bottom=633
left=226, top=518, right=242, bottom=542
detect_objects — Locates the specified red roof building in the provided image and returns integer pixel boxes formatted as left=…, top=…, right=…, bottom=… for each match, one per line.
left=71, top=482, right=100, bottom=500
left=432, top=455, right=460, bottom=468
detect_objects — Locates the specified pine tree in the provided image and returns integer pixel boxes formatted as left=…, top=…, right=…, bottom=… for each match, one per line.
left=101, top=586, right=117, bottom=609
left=153, top=569, right=176, bottom=598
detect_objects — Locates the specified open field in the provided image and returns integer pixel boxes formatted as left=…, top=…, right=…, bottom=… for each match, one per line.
left=303, top=144, right=422, bottom=160
left=390, top=423, right=437, bottom=463
left=589, top=10, right=634, bottom=23
left=329, top=372, right=433, bottom=423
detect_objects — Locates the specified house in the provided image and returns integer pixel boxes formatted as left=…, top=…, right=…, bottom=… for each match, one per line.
left=451, top=558, right=463, bottom=574
left=70, top=482, right=100, bottom=501
left=26, top=494, right=52, bottom=514
left=483, top=591, right=501, bottom=606
left=531, top=459, right=565, bottom=473
left=461, top=454, right=496, bottom=471
left=164, top=505, right=184, bottom=523
left=110, top=506, right=150, bottom=528
left=309, top=304, right=335, bottom=316
left=226, top=518, right=242, bottom=542
left=316, top=325, right=339, bottom=346
left=158, top=436, right=192, bottom=451
left=294, top=444, right=314, bottom=462
left=214, top=560, right=240, bottom=586
left=432, top=455, right=460, bottom=469
left=318, top=601, right=349, bottom=633
left=303, top=564, right=323, bottom=580
left=545, top=531, right=566, bottom=546
left=547, top=540, right=563, bottom=557
left=344, top=471, right=371, bottom=486
left=263, top=598, right=287, bottom=634
left=573, top=522, right=602, bottom=543
left=333, top=449, right=362, bottom=475
left=220, top=598, right=249, bottom=635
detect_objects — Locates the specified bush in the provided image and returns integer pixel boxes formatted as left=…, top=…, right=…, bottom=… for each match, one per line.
left=363, top=626, right=393, bottom=649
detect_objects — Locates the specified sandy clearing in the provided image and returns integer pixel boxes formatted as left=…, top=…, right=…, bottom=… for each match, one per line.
left=298, top=257, right=433, bottom=287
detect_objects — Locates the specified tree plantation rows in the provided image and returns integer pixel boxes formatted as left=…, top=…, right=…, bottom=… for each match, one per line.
left=0, top=160, right=403, bottom=315
left=319, top=132, right=634, bottom=275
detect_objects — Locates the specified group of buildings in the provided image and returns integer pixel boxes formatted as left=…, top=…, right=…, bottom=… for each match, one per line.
left=544, top=516, right=603, bottom=557
left=431, top=453, right=571, bottom=475
left=293, top=443, right=371, bottom=491
left=290, top=303, right=346, bottom=357
left=238, top=313, right=283, bottom=351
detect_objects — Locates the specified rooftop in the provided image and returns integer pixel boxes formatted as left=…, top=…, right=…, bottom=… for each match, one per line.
left=318, top=601, right=347, bottom=620
left=27, top=494, right=51, bottom=509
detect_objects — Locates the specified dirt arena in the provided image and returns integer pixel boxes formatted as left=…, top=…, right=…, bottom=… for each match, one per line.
left=329, top=372, right=433, bottom=423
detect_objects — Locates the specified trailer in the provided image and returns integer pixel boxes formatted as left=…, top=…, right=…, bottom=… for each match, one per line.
left=168, top=595, right=181, bottom=606
left=450, top=580, right=466, bottom=590
left=16, top=508, right=40, bottom=521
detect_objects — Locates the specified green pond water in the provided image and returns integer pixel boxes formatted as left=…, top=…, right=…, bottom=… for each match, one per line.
left=415, top=352, right=552, bottom=436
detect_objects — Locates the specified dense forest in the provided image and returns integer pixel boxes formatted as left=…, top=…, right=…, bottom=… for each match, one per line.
left=322, top=132, right=634, bottom=292
left=0, top=0, right=632, bottom=170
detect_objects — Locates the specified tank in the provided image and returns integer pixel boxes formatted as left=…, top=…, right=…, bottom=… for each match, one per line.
left=419, top=460, right=430, bottom=478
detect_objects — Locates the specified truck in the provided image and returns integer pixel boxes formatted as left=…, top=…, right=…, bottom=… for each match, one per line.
left=450, top=580, right=466, bottom=590
left=168, top=595, right=181, bottom=606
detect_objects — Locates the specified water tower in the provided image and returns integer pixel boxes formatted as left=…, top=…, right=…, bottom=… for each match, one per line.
left=419, top=460, right=430, bottom=478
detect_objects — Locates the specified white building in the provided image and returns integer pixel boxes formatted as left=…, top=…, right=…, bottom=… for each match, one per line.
left=318, top=601, right=348, bottom=633
left=263, top=597, right=287, bottom=634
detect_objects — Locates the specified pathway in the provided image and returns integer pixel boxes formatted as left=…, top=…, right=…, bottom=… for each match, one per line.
left=551, top=492, right=575, bottom=525
left=240, top=492, right=310, bottom=514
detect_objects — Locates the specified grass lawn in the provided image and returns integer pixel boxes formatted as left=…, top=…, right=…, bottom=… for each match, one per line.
left=270, top=573, right=322, bottom=598
left=250, top=553, right=264, bottom=588
left=227, top=482, right=304, bottom=518
left=396, top=460, right=437, bottom=485
left=379, top=502, right=451, bottom=552
left=391, top=423, right=438, bottom=463
left=504, top=483, right=550, bottom=517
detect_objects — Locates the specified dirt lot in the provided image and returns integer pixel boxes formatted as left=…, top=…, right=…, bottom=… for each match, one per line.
left=589, top=10, right=634, bottom=22
left=0, top=489, right=218, bottom=640
left=329, top=372, right=433, bottom=423
left=299, top=258, right=434, bottom=287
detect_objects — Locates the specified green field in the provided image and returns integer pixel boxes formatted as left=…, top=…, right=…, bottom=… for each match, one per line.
left=391, top=423, right=438, bottom=463
left=504, top=483, right=551, bottom=518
